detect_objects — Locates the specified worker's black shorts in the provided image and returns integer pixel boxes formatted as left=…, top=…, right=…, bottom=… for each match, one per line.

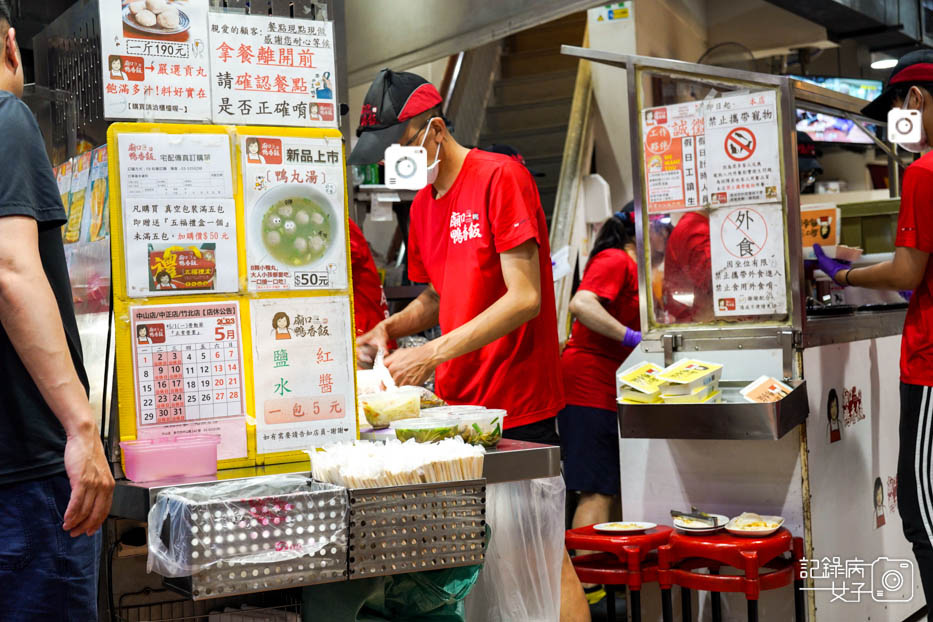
left=502, top=415, right=560, bottom=446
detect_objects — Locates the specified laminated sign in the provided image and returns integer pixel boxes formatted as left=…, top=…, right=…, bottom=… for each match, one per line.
left=710, top=203, right=787, bottom=317
left=642, top=102, right=707, bottom=213
left=99, top=0, right=212, bottom=120
left=705, top=91, right=782, bottom=207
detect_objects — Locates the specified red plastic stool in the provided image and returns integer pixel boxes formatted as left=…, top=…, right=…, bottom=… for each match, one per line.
left=657, top=528, right=805, bottom=622
left=566, top=525, right=673, bottom=622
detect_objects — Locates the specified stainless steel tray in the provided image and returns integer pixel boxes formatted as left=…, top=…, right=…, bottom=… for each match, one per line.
left=618, top=380, right=809, bottom=440
left=347, top=479, right=486, bottom=579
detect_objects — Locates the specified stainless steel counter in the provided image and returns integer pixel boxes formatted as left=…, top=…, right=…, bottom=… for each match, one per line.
left=110, top=439, right=560, bottom=522
left=802, top=309, right=905, bottom=348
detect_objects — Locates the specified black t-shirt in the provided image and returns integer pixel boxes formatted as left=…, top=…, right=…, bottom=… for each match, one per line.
left=0, top=91, right=88, bottom=485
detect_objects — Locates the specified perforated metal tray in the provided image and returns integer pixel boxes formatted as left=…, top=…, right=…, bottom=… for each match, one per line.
left=154, top=477, right=348, bottom=600
left=347, top=480, right=486, bottom=578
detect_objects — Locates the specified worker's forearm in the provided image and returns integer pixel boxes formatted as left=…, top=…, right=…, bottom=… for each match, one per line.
left=383, top=286, right=440, bottom=340
left=431, top=287, right=538, bottom=364
left=0, top=269, right=95, bottom=437
left=574, top=302, right=631, bottom=342
left=842, top=262, right=910, bottom=291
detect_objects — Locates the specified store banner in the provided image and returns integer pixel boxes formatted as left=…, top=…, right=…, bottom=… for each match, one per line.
left=208, top=12, right=337, bottom=127
left=704, top=91, right=782, bottom=207
left=250, top=296, right=355, bottom=454
left=100, top=0, right=212, bottom=121
left=641, top=102, right=706, bottom=213
left=129, top=301, right=248, bottom=460
left=240, top=132, right=348, bottom=291
left=709, top=203, right=787, bottom=316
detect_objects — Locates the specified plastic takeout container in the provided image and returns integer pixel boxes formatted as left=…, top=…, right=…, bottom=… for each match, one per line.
left=456, top=409, right=506, bottom=447
left=394, top=418, right=460, bottom=443
left=120, top=435, right=220, bottom=482
left=361, top=388, right=422, bottom=429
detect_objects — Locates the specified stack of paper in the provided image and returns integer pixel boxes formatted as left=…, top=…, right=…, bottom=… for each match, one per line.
left=741, top=375, right=792, bottom=403
left=657, top=359, right=723, bottom=403
left=617, top=362, right=666, bottom=404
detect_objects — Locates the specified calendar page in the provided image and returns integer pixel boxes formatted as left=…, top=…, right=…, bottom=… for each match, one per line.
left=130, top=301, right=247, bottom=460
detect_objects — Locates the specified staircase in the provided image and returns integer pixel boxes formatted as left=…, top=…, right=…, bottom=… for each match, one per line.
left=478, top=12, right=587, bottom=223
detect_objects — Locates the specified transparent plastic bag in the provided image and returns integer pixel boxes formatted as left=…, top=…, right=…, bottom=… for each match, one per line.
left=464, top=476, right=565, bottom=622
left=147, top=475, right=347, bottom=578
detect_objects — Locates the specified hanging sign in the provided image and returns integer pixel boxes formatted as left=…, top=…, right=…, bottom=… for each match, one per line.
left=642, top=102, right=707, bottom=213
left=709, top=203, right=787, bottom=316
left=250, top=296, right=356, bottom=454
left=705, top=91, right=782, bottom=207
left=130, top=301, right=248, bottom=460
left=209, top=12, right=337, bottom=127
left=99, top=0, right=212, bottom=120
left=241, top=132, right=348, bottom=291
left=801, top=204, right=841, bottom=257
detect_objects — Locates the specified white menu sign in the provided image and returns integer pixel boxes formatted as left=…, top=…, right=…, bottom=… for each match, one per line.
left=250, top=296, right=356, bottom=454
left=100, top=0, right=212, bottom=120
left=209, top=12, right=337, bottom=127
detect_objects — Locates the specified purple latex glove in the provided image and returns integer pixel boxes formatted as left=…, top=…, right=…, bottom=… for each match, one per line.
left=622, top=329, right=642, bottom=349
left=813, top=244, right=851, bottom=284
left=900, top=290, right=913, bottom=302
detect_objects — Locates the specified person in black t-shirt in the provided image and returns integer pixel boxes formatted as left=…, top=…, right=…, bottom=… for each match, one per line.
left=0, top=3, right=113, bottom=618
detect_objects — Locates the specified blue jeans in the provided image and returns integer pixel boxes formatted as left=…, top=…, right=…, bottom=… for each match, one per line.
left=0, top=472, right=101, bottom=621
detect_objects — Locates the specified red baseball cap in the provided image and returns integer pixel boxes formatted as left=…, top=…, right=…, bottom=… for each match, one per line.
left=349, top=69, right=443, bottom=165
left=861, top=50, right=933, bottom=121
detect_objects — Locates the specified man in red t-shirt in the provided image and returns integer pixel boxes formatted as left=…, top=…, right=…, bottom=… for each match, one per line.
left=349, top=69, right=565, bottom=441
left=823, top=50, right=933, bottom=612
left=348, top=218, right=390, bottom=338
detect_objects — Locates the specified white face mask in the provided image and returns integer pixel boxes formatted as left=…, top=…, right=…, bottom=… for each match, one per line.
left=419, top=117, right=442, bottom=185
left=901, top=87, right=929, bottom=153
left=383, top=117, right=442, bottom=190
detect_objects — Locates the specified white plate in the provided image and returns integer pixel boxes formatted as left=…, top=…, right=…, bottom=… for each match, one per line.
left=593, top=521, right=656, bottom=534
left=725, top=515, right=784, bottom=537
left=673, top=513, right=729, bottom=534
left=122, top=5, right=192, bottom=37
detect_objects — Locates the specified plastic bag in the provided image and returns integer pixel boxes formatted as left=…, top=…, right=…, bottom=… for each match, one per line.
left=147, top=475, right=347, bottom=578
left=463, top=476, right=565, bottom=622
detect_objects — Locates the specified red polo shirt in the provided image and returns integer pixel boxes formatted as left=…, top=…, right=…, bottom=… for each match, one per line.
left=348, top=219, right=390, bottom=337
left=662, top=211, right=712, bottom=323
left=561, top=249, right=641, bottom=412
left=896, top=151, right=933, bottom=386
left=408, top=149, right=565, bottom=428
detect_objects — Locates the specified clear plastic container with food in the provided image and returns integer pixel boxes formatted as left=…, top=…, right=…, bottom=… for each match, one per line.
left=393, top=418, right=460, bottom=443
left=456, top=409, right=506, bottom=447
left=361, top=388, right=422, bottom=429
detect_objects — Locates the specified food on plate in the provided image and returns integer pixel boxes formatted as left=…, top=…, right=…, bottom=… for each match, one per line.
left=361, top=389, right=421, bottom=429
left=146, top=0, right=168, bottom=12
left=394, top=420, right=459, bottom=443
left=261, top=197, right=333, bottom=266
left=134, top=9, right=157, bottom=27
left=676, top=516, right=717, bottom=527
left=730, top=512, right=782, bottom=530
left=603, top=523, right=644, bottom=530
left=157, top=6, right=180, bottom=29
left=456, top=411, right=504, bottom=447
left=128, top=0, right=147, bottom=14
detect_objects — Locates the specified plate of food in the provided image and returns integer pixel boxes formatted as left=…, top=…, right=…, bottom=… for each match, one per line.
left=124, top=0, right=191, bottom=36
left=672, top=513, right=729, bottom=534
left=593, top=522, right=656, bottom=533
left=726, top=512, right=784, bottom=537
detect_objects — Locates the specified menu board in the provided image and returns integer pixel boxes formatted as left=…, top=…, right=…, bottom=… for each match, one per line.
left=241, top=132, right=347, bottom=291
left=129, top=301, right=247, bottom=460
left=100, top=0, right=212, bottom=120
left=705, top=91, right=782, bottom=207
left=208, top=13, right=337, bottom=127
left=709, top=203, right=787, bottom=317
left=117, top=132, right=239, bottom=297
left=642, top=102, right=707, bottom=213
left=250, top=296, right=355, bottom=454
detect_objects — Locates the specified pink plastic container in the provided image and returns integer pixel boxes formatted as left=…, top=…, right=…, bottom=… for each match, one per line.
left=120, top=435, right=221, bottom=482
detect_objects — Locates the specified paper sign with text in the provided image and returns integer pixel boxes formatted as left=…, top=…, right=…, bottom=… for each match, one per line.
left=100, top=0, right=212, bottom=120
left=642, top=102, right=707, bottom=213
left=209, top=13, right=336, bottom=127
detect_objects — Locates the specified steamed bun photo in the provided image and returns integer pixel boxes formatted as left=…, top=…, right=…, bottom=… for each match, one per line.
left=127, top=0, right=184, bottom=31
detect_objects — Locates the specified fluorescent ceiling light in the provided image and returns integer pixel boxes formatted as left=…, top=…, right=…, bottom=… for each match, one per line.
left=871, top=58, right=898, bottom=70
